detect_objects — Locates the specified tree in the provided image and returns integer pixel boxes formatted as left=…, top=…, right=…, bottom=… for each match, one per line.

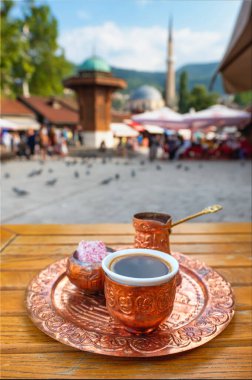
left=0, top=0, right=73, bottom=97
left=20, top=1, right=73, bottom=96
left=234, top=91, right=252, bottom=107
left=0, top=0, right=23, bottom=96
left=188, top=85, right=219, bottom=111
left=178, top=71, right=190, bottom=113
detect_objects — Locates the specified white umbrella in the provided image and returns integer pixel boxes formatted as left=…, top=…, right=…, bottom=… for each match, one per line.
left=0, top=117, right=40, bottom=131
left=5, top=116, right=40, bottom=131
left=132, top=107, right=187, bottom=129
left=0, top=118, right=18, bottom=130
left=144, top=124, right=165, bottom=134
left=111, top=123, right=139, bottom=137
left=183, top=105, right=251, bottom=129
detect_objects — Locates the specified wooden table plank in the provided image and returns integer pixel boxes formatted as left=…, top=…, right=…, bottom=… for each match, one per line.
left=4, top=223, right=251, bottom=235
left=0, top=271, right=38, bottom=290
left=0, top=227, right=16, bottom=250
left=1, top=346, right=252, bottom=379
left=10, top=233, right=252, bottom=245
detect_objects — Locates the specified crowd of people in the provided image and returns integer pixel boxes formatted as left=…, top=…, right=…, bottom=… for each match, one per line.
left=0, top=125, right=84, bottom=160
left=1, top=124, right=252, bottom=161
left=140, top=131, right=252, bottom=161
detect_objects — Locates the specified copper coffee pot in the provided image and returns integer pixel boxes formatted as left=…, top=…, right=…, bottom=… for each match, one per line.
left=133, top=205, right=223, bottom=253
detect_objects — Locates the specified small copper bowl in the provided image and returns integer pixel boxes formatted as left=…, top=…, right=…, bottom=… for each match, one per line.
left=66, top=248, right=113, bottom=294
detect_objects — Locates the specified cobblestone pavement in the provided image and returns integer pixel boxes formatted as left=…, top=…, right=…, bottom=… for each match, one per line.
left=1, top=157, right=251, bottom=224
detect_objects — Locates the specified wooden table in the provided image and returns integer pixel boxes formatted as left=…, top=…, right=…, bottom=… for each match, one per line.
left=1, top=223, right=252, bottom=379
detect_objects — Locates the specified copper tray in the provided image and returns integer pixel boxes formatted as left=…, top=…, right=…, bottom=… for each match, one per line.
left=26, top=252, right=235, bottom=357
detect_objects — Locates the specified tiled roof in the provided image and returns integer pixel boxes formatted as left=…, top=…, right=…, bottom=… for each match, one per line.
left=0, top=98, right=34, bottom=116
left=57, top=97, right=79, bottom=112
left=6, top=95, right=131, bottom=125
left=19, top=96, right=78, bottom=125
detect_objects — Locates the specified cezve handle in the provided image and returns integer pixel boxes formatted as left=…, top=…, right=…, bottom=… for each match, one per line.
left=171, top=204, right=223, bottom=228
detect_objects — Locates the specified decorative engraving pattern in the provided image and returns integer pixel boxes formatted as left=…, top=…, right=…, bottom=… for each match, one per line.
left=105, top=281, right=176, bottom=315
left=133, top=218, right=171, bottom=253
left=26, top=253, right=235, bottom=357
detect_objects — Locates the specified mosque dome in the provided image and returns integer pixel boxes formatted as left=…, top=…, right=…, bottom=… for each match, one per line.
left=79, top=56, right=111, bottom=73
left=129, top=85, right=164, bottom=112
left=130, top=85, right=162, bottom=101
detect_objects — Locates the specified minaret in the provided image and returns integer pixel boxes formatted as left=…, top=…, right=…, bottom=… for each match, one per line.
left=165, top=17, right=176, bottom=108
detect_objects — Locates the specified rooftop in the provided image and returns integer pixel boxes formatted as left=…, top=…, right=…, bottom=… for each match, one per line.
left=18, top=96, right=78, bottom=125
left=0, top=98, right=34, bottom=117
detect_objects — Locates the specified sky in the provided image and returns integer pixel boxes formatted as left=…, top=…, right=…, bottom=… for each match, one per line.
left=16, top=0, right=243, bottom=71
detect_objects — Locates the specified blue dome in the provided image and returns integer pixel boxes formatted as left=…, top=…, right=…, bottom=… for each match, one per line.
left=79, top=56, right=111, bottom=73
left=130, top=85, right=162, bottom=101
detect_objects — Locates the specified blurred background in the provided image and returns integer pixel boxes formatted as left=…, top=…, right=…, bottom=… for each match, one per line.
left=1, top=0, right=251, bottom=224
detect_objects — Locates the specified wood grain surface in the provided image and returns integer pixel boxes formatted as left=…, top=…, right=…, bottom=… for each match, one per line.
left=1, top=223, right=252, bottom=379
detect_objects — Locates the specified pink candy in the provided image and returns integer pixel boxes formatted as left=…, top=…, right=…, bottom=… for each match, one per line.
left=76, top=240, right=107, bottom=263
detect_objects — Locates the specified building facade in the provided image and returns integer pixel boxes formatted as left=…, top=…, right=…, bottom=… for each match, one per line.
left=64, top=56, right=127, bottom=148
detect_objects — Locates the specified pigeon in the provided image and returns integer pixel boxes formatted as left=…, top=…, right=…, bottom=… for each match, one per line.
left=102, top=158, right=107, bottom=164
left=81, top=159, right=86, bottom=165
left=131, top=170, right=136, bottom=177
left=39, top=160, right=44, bottom=165
left=198, top=164, right=203, bottom=169
left=12, top=187, right=29, bottom=196
left=45, top=178, right=57, bottom=186
left=65, top=161, right=71, bottom=167
left=48, top=168, right=53, bottom=173
left=176, top=164, right=182, bottom=169
left=156, top=165, right=162, bottom=170
left=184, top=166, right=190, bottom=171
left=4, top=173, right=10, bottom=179
left=115, top=161, right=119, bottom=165
left=124, top=161, right=129, bottom=165
left=100, top=177, right=113, bottom=185
left=140, top=160, right=145, bottom=165
left=27, top=170, right=36, bottom=177
left=115, top=173, right=120, bottom=180
left=28, top=169, right=42, bottom=177
left=86, top=170, right=90, bottom=175
left=74, top=171, right=79, bottom=178
left=87, top=164, right=92, bottom=169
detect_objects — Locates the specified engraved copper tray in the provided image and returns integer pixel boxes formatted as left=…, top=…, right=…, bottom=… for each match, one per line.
left=26, top=252, right=235, bottom=357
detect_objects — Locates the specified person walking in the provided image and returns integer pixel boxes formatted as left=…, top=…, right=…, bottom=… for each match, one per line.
left=148, top=134, right=159, bottom=162
left=39, top=125, right=49, bottom=160
left=27, top=129, right=36, bottom=158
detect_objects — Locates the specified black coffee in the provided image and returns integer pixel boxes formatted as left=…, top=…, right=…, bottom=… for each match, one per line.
left=110, top=254, right=170, bottom=278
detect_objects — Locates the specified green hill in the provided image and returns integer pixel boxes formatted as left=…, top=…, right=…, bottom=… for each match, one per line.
left=111, top=67, right=165, bottom=95
left=176, top=62, right=223, bottom=94
left=111, top=62, right=224, bottom=95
